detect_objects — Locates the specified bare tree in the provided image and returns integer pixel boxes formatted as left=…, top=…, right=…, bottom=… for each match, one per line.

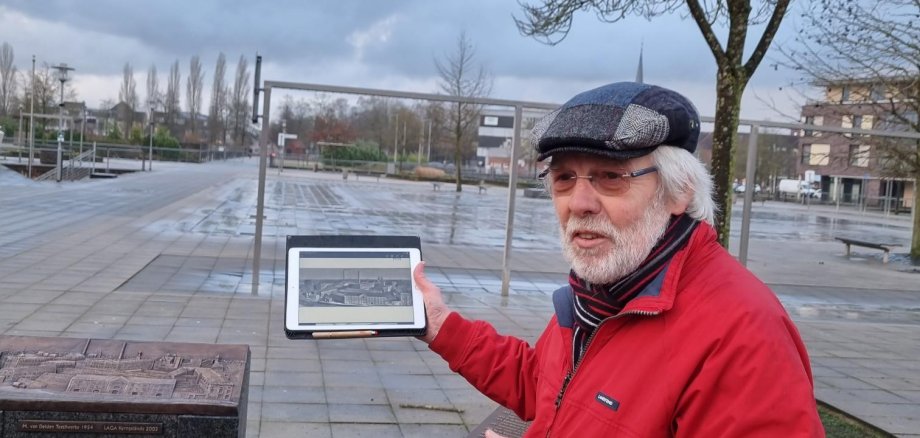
left=276, top=95, right=313, bottom=146
left=436, top=32, right=492, bottom=191
left=146, top=64, right=160, bottom=111
left=517, top=0, right=791, bottom=246
left=228, top=55, right=250, bottom=146
left=309, top=94, right=357, bottom=145
left=781, top=0, right=920, bottom=257
left=186, top=55, right=204, bottom=139
left=98, top=97, right=117, bottom=137
left=19, top=64, right=59, bottom=116
left=118, top=63, right=138, bottom=136
left=164, top=60, right=181, bottom=134
left=207, top=53, right=227, bottom=144
left=353, top=97, right=395, bottom=153
left=0, top=42, right=16, bottom=116
left=422, top=100, right=448, bottom=162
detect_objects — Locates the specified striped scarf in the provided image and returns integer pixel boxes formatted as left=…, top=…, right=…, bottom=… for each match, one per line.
left=569, top=214, right=698, bottom=365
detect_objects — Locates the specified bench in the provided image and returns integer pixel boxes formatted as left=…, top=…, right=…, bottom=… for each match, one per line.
left=350, top=170, right=382, bottom=182
left=432, top=182, right=442, bottom=191
left=835, top=237, right=900, bottom=264
left=478, top=181, right=488, bottom=194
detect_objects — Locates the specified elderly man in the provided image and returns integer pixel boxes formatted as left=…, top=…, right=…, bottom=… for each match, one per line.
left=414, top=82, right=823, bottom=437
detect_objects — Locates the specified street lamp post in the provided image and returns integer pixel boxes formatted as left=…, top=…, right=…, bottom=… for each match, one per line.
left=17, top=106, right=24, bottom=156
left=280, top=120, right=286, bottom=174
left=79, top=101, right=86, bottom=158
left=148, top=100, right=156, bottom=171
left=393, top=112, right=399, bottom=163
left=52, top=63, right=74, bottom=183
left=28, top=55, right=35, bottom=178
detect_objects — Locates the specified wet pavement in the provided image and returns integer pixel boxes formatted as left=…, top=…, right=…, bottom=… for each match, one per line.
left=0, top=158, right=918, bottom=436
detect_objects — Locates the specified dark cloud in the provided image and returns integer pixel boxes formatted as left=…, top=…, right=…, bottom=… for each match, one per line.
left=0, top=0, right=804, bottom=117
left=4, top=0, right=397, bottom=62
left=4, top=0, right=721, bottom=82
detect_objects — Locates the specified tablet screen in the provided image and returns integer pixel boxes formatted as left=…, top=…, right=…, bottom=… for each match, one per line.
left=285, top=247, right=425, bottom=334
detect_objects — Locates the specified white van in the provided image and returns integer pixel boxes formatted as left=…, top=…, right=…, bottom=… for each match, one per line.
left=778, top=179, right=820, bottom=198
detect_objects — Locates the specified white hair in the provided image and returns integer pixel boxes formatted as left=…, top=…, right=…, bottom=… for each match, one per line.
left=650, top=146, right=717, bottom=225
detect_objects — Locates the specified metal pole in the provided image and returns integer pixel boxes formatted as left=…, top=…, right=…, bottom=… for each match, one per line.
left=835, top=177, right=841, bottom=211
left=912, top=185, right=917, bottom=236
left=52, top=63, right=74, bottom=183
left=148, top=104, right=155, bottom=171
left=885, top=179, right=893, bottom=216
left=28, top=56, right=35, bottom=178
left=252, top=84, right=271, bottom=295
left=79, top=103, right=85, bottom=159
left=739, top=124, right=759, bottom=266
left=57, top=89, right=64, bottom=182
left=279, top=120, right=286, bottom=174
left=17, top=109, right=23, bottom=149
left=91, top=142, right=96, bottom=174
left=393, top=113, right=398, bottom=163
left=426, top=120, right=432, bottom=162
left=501, top=105, right=524, bottom=296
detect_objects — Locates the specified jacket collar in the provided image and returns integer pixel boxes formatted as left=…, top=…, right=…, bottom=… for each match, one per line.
left=618, top=222, right=715, bottom=315
left=553, top=222, right=717, bottom=326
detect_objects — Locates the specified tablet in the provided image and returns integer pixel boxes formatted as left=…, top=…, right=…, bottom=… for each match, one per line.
left=284, top=236, right=426, bottom=339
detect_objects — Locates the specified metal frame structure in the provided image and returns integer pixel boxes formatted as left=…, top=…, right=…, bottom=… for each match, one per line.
left=250, top=78, right=556, bottom=296
left=249, top=70, right=920, bottom=296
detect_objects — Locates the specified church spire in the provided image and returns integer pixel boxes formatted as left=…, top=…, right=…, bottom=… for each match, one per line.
left=635, top=42, right=644, bottom=84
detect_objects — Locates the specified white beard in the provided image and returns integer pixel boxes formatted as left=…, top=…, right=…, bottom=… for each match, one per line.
left=560, top=197, right=672, bottom=285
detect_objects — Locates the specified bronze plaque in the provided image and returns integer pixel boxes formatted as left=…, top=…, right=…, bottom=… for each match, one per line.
left=0, top=335, right=249, bottom=416
left=19, top=420, right=163, bottom=434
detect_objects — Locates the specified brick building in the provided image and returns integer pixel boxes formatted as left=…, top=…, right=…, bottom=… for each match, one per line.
left=797, top=79, right=916, bottom=209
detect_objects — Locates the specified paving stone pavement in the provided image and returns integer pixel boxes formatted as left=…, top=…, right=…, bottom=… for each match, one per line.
left=0, top=158, right=918, bottom=437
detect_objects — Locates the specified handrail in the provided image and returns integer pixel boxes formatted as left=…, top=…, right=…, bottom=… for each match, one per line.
left=72, top=148, right=95, bottom=165
left=35, top=167, right=57, bottom=182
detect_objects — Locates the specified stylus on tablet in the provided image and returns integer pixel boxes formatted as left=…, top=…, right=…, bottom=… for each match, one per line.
left=312, top=330, right=378, bottom=339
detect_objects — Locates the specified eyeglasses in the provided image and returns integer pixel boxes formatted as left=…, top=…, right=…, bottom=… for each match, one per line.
left=538, top=166, right=659, bottom=196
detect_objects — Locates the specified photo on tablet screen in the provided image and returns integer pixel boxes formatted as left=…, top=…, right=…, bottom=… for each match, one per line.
left=296, top=251, right=414, bottom=325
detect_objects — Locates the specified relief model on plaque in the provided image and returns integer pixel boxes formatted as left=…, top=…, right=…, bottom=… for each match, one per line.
left=0, top=336, right=250, bottom=438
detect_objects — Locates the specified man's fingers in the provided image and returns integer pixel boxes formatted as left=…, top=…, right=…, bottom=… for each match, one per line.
left=413, top=261, right=451, bottom=344
left=484, top=429, right=509, bottom=438
left=413, top=261, right=438, bottom=295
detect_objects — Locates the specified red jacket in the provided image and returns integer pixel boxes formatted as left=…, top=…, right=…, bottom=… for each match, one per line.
left=430, top=223, right=824, bottom=437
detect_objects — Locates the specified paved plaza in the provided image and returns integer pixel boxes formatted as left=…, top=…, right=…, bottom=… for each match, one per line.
left=0, top=158, right=918, bottom=437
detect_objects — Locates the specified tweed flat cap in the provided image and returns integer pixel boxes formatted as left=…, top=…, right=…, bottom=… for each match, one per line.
left=533, top=82, right=700, bottom=161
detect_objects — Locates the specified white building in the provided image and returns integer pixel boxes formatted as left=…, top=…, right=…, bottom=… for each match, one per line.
left=476, top=107, right=549, bottom=174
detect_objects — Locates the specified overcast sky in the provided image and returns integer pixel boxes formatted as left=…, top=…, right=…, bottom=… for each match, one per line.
left=0, top=0, right=815, bottom=122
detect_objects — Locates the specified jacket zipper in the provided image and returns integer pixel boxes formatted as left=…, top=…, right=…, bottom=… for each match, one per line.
left=546, top=309, right=660, bottom=437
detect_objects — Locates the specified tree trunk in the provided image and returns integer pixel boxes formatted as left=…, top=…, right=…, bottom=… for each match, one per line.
left=454, top=109, right=463, bottom=192
left=709, top=68, right=746, bottom=248
left=454, top=147, right=463, bottom=192
left=912, top=174, right=920, bottom=260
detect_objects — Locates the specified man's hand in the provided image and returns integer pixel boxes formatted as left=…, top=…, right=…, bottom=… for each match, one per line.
left=485, top=429, right=509, bottom=438
left=414, top=261, right=452, bottom=344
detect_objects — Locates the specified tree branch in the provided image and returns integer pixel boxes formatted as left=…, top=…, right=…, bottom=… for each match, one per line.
left=743, top=0, right=790, bottom=79
left=685, top=0, right=727, bottom=65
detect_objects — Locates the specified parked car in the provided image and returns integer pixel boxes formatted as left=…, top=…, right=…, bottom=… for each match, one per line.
left=733, top=184, right=761, bottom=194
